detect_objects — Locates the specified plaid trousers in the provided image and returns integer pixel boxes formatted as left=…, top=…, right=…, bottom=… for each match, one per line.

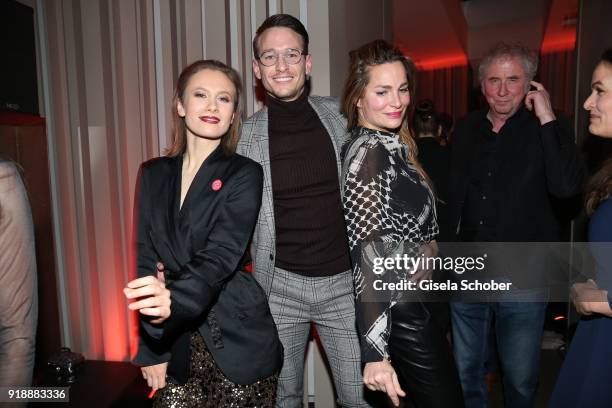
left=269, top=267, right=370, bottom=408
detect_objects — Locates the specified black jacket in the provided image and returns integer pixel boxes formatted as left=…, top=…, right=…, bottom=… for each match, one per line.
left=133, top=146, right=282, bottom=385
left=450, top=106, right=585, bottom=242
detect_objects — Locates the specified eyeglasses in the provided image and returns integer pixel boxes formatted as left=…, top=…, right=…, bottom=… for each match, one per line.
left=257, top=48, right=306, bottom=67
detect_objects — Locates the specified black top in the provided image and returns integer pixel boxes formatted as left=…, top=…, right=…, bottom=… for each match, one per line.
left=343, top=126, right=438, bottom=362
left=267, top=92, right=351, bottom=276
left=416, top=136, right=451, bottom=242
left=450, top=105, right=585, bottom=285
left=451, top=105, right=585, bottom=242
left=459, top=118, right=502, bottom=241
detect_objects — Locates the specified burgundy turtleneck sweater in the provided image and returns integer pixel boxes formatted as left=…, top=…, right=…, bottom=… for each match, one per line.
left=267, top=91, right=351, bottom=276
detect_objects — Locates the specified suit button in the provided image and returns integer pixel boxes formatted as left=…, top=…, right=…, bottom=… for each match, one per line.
left=269, top=254, right=274, bottom=261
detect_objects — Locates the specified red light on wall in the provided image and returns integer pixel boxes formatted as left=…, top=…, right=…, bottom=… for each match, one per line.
left=415, top=54, right=468, bottom=71
left=541, top=32, right=576, bottom=54
left=554, top=315, right=566, bottom=321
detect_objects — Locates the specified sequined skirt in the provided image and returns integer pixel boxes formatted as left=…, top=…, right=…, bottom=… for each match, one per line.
left=153, top=332, right=278, bottom=407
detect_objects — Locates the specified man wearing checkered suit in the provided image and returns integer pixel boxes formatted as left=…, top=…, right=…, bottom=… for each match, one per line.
left=237, top=14, right=368, bottom=408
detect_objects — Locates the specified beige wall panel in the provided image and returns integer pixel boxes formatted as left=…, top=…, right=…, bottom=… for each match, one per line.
left=253, top=0, right=268, bottom=31
left=228, top=0, right=244, bottom=73
left=184, top=0, right=205, bottom=63
left=267, top=0, right=280, bottom=15
left=249, top=0, right=270, bottom=113
left=306, top=0, right=330, bottom=95
left=329, top=0, right=387, bottom=98
left=80, top=0, right=106, bottom=126
left=280, top=0, right=299, bottom=17
left=204, top=0, right=229, bottom=63
left=243, top=0, right=256, bottom=116
left=139, top=1, right=160, bottom=159
left=159, top=1, right=178, bottom=146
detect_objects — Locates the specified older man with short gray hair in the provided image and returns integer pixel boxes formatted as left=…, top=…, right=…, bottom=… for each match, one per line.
left=449, top=42, right=584, bottom=408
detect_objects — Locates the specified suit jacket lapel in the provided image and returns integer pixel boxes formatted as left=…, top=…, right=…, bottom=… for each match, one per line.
left=147, top=156, right=187, bottom=271
left=252, top=109, right=276, bottom=238
left=169, top=156, right=181, bottom=227
left=166, top=146, right=225, bottom=263
left=179, top=145, right=224, bottom=218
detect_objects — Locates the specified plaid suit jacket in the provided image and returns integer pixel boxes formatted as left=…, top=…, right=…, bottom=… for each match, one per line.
left=237, top=95, right=349, bottom=296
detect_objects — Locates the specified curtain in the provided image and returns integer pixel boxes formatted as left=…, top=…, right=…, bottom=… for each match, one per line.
left=415, top=64, right=470, bottom=125
left=538, top=49, right=576, bottom=119
left=38, top=0, right=262, bottom=362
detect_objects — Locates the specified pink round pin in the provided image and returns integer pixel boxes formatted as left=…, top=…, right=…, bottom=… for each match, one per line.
left=211, top=179, right=223, bottom=191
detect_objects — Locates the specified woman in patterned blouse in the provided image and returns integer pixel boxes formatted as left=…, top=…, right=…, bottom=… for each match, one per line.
left=341, top=40, right=463, bottom=407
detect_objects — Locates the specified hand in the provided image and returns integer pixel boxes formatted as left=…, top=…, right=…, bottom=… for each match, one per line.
left=141, top=362, right=168, bottom=390
left=409, top=241, right=438, bottom=283
left=363, top=360, right=406, bottom=407
left=524, top=81, right=556, bottom=125
left=571, top=279, right=612, bottom=317
left=124, top=265, right=170, bottom=324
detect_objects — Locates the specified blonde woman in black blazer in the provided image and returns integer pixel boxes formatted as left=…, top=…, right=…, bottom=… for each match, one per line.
left=124, top=60, right=282, bottom=407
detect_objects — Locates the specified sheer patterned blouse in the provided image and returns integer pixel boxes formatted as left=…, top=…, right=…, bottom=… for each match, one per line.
left=341, top=126, right=438, bottom=362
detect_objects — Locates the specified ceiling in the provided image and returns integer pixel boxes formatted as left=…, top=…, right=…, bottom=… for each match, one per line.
left=392, top=0, right=578, bottom=70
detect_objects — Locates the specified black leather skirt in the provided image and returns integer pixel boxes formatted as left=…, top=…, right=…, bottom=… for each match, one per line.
left=388, top=301, right=464, bottom=408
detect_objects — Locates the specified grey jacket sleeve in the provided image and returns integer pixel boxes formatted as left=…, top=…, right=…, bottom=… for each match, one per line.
left=0, top=161, right=37, bottom=386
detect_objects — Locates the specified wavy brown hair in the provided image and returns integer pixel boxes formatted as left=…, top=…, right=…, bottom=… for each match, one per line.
left=585, top=49, right=612, bottom=216
left=341, top=39, right=431, bottom=187
left=166, top=60, right=243, bottom=157
left=585, top=158, right=612, bottom=216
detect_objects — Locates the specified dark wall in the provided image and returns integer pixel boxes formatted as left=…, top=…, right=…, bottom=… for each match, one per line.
left=0, top=0, right=39, bottom=114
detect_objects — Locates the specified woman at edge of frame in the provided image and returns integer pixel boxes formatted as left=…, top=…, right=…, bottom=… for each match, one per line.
left=548, top=49, right=612, bottom=408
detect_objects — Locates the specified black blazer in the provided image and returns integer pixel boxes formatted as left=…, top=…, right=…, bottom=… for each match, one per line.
left=133, top=146, right=283, bottom=385
left=449, top=107, right=586, bottom=288
left=450, top=106, right=585, bottom=242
